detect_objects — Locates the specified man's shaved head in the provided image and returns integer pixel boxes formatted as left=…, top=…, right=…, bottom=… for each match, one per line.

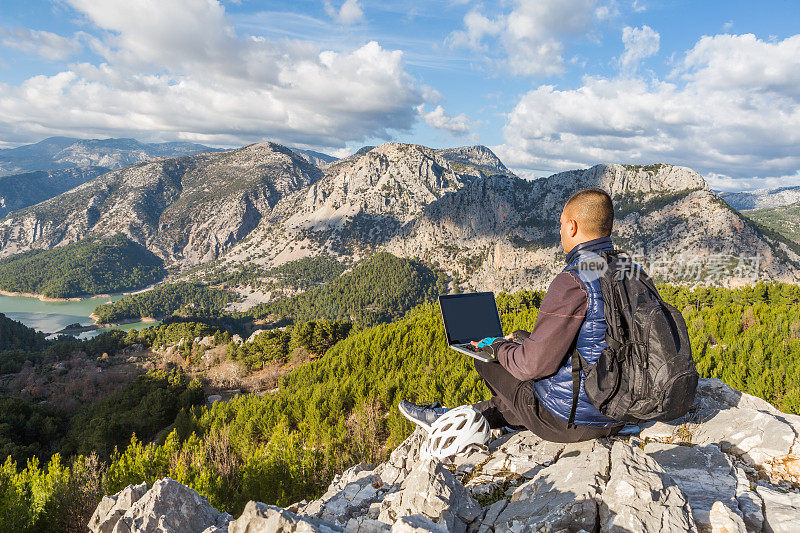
left=563, top=188, right=614, bottom=238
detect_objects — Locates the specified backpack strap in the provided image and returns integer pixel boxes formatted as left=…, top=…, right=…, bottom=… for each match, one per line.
left=567, top=347, right=583, bottom=429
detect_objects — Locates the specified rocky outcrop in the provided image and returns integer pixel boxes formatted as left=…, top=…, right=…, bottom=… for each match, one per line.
left=89, top=379, right=800, bottom=532
left=88, top=478, right=231, bottom=533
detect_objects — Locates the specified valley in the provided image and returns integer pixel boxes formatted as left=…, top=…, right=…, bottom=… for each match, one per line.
left=1, top=138, right=799, bottom=531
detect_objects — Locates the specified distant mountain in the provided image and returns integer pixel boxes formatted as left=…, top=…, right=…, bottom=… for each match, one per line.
left=0, top=136, right=220, bottom=177
left=0, top=167, right=108, bottom=217
left=721, top=186, right=800, bottom=211
left=1, top=141, right=798, bottom=291
left=289, top=148, right=338, bottom=168
left=0, top=142, right=322, bottom=264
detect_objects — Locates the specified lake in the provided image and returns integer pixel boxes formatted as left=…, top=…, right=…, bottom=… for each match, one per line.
left=0, top=293, right=158, bottom=339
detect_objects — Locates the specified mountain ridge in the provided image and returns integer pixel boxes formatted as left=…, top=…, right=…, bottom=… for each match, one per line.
left=0, top=136, right=220, bottom=177
left=1, top=141, right=798, bottom=294
left=721, top=185, right=800, bottom=211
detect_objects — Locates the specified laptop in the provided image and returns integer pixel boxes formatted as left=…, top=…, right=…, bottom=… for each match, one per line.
left=439, top=292, right=507, bottom=363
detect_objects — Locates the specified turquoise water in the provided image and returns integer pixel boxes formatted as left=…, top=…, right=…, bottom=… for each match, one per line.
left=0, top=293, right=157, bottom=338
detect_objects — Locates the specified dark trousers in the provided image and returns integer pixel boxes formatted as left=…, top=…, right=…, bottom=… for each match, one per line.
left=473, top=360, right=621, bottom=443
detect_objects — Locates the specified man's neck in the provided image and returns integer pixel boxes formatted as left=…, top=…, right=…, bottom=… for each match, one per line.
left=565, top=235, right=613, bottom=264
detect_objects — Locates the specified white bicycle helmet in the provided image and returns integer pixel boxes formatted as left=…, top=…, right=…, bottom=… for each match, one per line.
left=420, top=405, right=491, bottom=461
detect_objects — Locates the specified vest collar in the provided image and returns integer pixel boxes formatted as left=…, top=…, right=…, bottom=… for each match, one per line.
left=565, top=236, right=614, bottom=265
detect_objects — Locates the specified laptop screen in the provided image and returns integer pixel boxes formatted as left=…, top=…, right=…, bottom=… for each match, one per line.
left=439, top=292, right=504, bottom=345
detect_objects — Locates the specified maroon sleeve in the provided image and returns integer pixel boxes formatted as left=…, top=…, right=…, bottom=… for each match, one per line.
left=490, top=271, right=588, bottom=381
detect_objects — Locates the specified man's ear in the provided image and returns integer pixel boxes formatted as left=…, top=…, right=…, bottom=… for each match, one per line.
left=568, top=218, right=579, bottom=237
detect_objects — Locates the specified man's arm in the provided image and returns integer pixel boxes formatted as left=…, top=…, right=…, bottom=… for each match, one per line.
left=485, top=271, right=588, bottom=382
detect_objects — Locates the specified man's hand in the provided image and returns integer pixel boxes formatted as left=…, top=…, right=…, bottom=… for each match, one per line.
left=470, top=334, right=512, bottom=348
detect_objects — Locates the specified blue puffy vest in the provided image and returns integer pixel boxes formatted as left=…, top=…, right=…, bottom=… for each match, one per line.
left=531, top=242, right=621, bottom=427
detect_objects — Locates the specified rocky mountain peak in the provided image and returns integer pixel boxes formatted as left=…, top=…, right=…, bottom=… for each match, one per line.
left=434, top=145, right=510, bottom=175
left=88, top=379, right=800, bottom=533
left=548, top=163, right=708, bottom=198
left=281, top=142, right=474, bottom=231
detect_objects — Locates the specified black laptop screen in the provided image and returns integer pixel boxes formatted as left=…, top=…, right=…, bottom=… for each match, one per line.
left=439, top=292, right=504, bottom=345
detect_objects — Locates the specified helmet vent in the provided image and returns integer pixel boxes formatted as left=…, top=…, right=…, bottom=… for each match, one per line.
left=455, top=418, right=467, bottom=431
left=443, top=436, right=456, bottom=448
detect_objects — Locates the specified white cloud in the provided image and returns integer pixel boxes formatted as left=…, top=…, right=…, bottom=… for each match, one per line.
left=0, top=0, right=420, bottom=149
left=0, top=28, right=83, bottom=61
left=497, top=33, right=800, bottom=185
left=448, top=0, right=614, bottom=77
left=418, top=104, right=474, bottom=136
left=631, top=0, right=646, bottom=13
left=619, top=25, right=659, bottom=72
left=324, top=0, right=365, bottom=25
left=705, top=171, right=800, bottom=192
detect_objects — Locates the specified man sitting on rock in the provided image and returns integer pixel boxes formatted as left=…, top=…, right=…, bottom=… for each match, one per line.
left=400, top=188, right=626, bottom=443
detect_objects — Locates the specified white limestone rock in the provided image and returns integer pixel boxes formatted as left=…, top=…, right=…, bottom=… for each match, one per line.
left=600, top=442, right=695, bottom=532
left=493, top=439, right=610, bottom=532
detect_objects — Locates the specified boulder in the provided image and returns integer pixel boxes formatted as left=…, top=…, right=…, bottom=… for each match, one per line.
left=378, top=459, right=481, bottom=532
left=108, top=478, right=231, bottom=533
left=301, top=462, right=386, bottom=526
left=708, top=501, right=747, bottom=533
left=88, top=483, right=147, bottom=533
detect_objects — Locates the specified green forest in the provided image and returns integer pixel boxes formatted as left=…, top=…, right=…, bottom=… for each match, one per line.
left=0, top=235, right=166, bottom=299
left=247, top=251, right=449, bottom=325
left=1, top=281, right=799, bottom=531
left=745, top=202, right=800, bottom=247
left=92, top=282, right=235, bottom=323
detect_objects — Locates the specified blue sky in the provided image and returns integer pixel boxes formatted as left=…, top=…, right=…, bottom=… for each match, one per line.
left=1, top=0, right=799, bottom=190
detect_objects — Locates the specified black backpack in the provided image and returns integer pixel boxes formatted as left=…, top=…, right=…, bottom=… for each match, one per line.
left=567, top=250, right=699, bottom=427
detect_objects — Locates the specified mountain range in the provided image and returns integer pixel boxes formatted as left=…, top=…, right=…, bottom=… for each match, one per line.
left=0, top=137, right=222, bottom=217
left=0, top=141, right=798, bottom=293
left=0, top=137, right=220, bottom=176
left=721, top=185, right=800, bottom=211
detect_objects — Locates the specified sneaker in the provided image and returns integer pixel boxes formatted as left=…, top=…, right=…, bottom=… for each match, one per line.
left=398, top=400, right=450, bottom=431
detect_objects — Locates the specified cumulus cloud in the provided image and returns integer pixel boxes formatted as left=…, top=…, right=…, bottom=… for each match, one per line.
left=497, top=33, right=800, bottom=188
left=0, top=0, right=419, bottom=148
left=448, top=0, right=614, bottom=76
left=619, top=25, right=659, bottom=72
left=418, top=104, right=474, bottom=136
left=0, top=28, right=83, bottom=61
left=324, top=0, right=365, bottom=25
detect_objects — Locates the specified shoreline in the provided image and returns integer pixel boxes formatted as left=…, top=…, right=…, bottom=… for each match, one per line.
left=0, top=289, right=114, bottom=303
